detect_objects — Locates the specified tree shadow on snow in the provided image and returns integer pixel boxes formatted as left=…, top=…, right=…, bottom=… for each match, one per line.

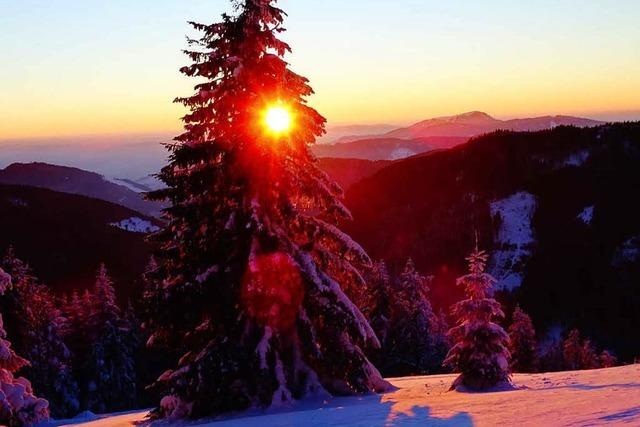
left=382, top=403, right=474, bottom=426
left=538, top=382, right=640, bottom=392
left=180, top=392, right=474, bottom=426
left=449, top=380, right=521, bottom=394
left=597, top=406, right=640, bottom=422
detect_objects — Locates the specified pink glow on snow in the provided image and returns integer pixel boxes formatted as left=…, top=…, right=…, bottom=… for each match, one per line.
left=50, top=364, right=640, bottom=426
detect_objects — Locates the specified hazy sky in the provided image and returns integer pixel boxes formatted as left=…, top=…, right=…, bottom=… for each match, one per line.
left=1, top=0, right=639, bottom=139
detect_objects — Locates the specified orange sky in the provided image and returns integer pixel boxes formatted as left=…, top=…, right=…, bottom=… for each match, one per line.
left=1, top=1, right=639, bottom=140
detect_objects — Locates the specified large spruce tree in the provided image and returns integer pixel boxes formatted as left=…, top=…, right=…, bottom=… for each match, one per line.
left=362, top=261, right=393, bottom=346
left=147, top=0, right=387, bottom=418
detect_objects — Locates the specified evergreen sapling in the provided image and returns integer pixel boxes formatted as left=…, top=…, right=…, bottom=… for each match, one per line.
left=444, top=247, right=510, bottom=390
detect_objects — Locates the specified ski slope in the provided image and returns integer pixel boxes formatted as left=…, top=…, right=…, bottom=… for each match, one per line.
left=48, top=364, right=640, bottom=426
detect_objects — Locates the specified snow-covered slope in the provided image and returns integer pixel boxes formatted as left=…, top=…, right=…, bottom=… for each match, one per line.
left=489, top=191, right=537, bottom=291
left=110, top=217, right=160, bottom=233
left=48, top=364, right=640, bottom=426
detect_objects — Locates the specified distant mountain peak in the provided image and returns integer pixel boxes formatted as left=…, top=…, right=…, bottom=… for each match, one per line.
left=385, top=111, right=603, bottom=140
left=397, top=111, right=499, bottom=133
left=444, top=111, right=494, bottom=120
left=314, top=111, right=606, bottom=161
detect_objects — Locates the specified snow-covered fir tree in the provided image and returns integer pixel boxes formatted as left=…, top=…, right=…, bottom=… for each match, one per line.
left=62, top=290, right=91, bottom=366
left=62, top=265, right=138, bottom=414
left=0, top=267, right=49, bottom=426
left=0, top=249, right=79, bottom=418
left=140, top=257, right=161, bottom=324
left=63, top=291, right=84, bottom=338
left=146, top=0, right=388, bottom=418
left=137, top=257, right=175, bottom=400
left=563, top=329, right=614, bottom=370
left=508, top=305, right=537, bottom=373
left=563, top=329, right=584, bottom=370
left=386, top=259, right=442, bottom=375
left=361, top=260, right=449, bottom=377
left=16, top=289, right=79, bottom=419
left=430, top=309, right=451, bottom=372
left=580, top=338, right=598, bottom=370
left=83, top=264, right=138, bottom=413
left=538, top=336, right=565, bottom=372
left=598, top=350, right=617, bottom=368
left=88, top=264, right=120, bottom=327
left=362, top=260, right=393, bottom=346
left=444, top=247, right=510, bottom=390
left=140, top=257, right=169, bottom=349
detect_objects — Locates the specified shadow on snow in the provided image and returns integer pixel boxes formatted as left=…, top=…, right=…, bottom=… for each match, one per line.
left=182, top=393, right=474, bottom=427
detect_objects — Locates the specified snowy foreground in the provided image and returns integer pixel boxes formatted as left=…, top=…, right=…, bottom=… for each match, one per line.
left=45, top=364, right=640, bottom=427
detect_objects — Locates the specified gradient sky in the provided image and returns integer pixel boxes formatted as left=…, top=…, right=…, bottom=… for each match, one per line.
left=1, top=0, right=639, bottom=139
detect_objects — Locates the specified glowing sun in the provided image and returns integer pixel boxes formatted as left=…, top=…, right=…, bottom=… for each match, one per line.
left=263, top=105, right=292, bottom=134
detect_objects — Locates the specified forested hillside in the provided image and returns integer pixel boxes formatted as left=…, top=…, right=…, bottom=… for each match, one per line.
left=345, top=122, right=640, bottom=360
left=0, top=184, right=157, bottom=300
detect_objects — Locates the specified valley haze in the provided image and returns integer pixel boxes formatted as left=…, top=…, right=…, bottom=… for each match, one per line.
left=0, top=111, right=614, bottom=182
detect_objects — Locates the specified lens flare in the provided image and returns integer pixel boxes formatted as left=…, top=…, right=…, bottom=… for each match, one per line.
left=263, top=105, right=292, bottom=134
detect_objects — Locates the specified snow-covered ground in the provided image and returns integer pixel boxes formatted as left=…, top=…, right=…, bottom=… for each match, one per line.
left=389, top=147, right=416, bottom=160
left=489, top=191, right=537, bottom=291
left=613, top=234, right=640, bottom=266
left=110, top=217, right=159, bottom=233
left=48, top=364, right=640, bottom=426
left=562, top=150, right=590, bottom=168
left=577, top=205, right=595, bottom=225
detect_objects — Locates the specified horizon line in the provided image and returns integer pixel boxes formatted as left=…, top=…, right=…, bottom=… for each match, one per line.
left=2, top=109, right=640, bottom=143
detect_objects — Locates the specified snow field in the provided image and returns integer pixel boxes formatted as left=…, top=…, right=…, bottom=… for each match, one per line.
left=51, top=364, right=640, bottom=427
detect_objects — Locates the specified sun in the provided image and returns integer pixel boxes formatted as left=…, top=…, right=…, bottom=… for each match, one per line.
left=263, top=105, right=292, bottom=134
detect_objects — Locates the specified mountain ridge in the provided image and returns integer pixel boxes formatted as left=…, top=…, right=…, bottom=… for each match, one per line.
left=315, top=111, right=604, bottom=160
left=0, top=183, right=158, bottom=300
left=0, top=162, right=165, bottom=217
left=385, top=111, right=604, bottom=139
